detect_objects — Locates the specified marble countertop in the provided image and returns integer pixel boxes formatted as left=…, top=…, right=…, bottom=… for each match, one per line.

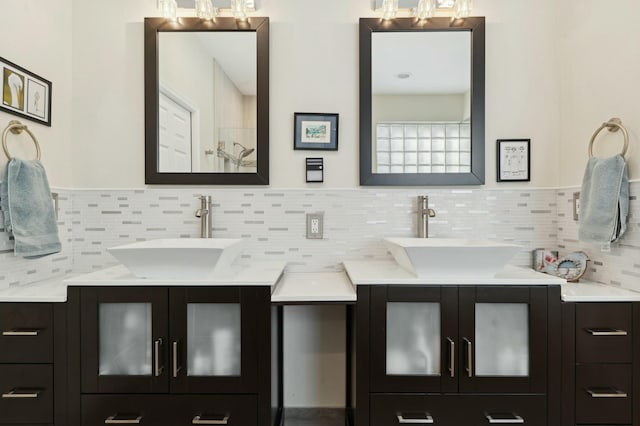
left=271, top=272, right=356, bottom=303
left=561, top=280, right=640, bottom=302
left=343, top=260, right=567, bottom=285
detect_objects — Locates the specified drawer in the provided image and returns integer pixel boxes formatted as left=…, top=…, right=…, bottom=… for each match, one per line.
left=82, top=395, right=257, bottom=426
left=0, top=303, right=53, bottom=363
left=576, top=303, right=632, bottom=363
left=371, top=394, right=546, bottom=426
left=575, top=364, right=632, bottom=424
left=0, top=364, right=53, bottom=424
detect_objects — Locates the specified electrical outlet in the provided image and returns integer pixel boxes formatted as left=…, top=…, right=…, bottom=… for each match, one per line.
left=306, top=213, right=324, bottom=239
left=573, top=192, right=580, bottom=221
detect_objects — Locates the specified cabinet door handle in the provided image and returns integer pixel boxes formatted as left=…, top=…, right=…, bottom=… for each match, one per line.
left=585, top=328, right=628, bottom=336
left=105, top=415, right=143, bottom=424
left=396, top=413, right=434, bottom=424
left=2, top=388, right=41, bottom=398
left=586, top=387, right=628, bottom=398
left=154, top=338, right=164, bottom=377
left=2, top=329, right=40, bottom=336
left=192, top=414, right=230, bottom=425
left=463, top=337, right=473, bottom=378
left=485, top=413, right=524, bottom=424
left=172, top=340, right=182, bottom=378
left=446, top=337, right=455, bottom=378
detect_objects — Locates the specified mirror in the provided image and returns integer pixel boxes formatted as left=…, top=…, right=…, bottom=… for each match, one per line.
left=145, top=17, right=269, bottom=185
left=360, top=17, right=485, bottom=186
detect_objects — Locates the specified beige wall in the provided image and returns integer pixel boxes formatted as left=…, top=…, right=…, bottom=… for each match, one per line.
left=558, top=0, right=640, bottom=185
left=373, top=94, right=466, bottom=124
left=0, top=0, right=73, bottom=187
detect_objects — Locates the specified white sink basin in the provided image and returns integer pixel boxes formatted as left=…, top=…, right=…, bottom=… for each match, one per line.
left=108, top=238, right=243, bottom=280
left=383, top=238, right=522, bottom=278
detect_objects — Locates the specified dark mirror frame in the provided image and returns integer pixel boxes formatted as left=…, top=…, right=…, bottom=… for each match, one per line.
left=144, top=17, right=269, bottom=185
left=359, top=17, right=485, bottom=186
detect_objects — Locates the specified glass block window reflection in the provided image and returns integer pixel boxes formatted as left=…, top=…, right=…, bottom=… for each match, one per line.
left=375, top=122, right=471, bottom=173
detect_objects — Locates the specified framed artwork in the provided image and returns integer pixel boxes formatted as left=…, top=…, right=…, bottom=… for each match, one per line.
left=497, top=139, right=530, bottom=182
left=294, top=113, right=339, bottom=151
left=1, top=57, right=52, bottom=126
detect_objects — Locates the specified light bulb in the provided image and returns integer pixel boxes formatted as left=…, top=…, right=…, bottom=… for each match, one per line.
left=195, top=0, right=216, bottom=20
left=381, top=0, right=398, bottom=20
left=414, top=0, right=436, bottom=19
left=231, top=0, right=248, bottom=20
left=159, top=0, right=178, bottom=20
left=454, top=0, right=473, bottom=18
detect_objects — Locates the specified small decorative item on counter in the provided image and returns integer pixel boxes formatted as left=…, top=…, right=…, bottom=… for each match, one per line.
left=532, top=249, right=558, bottom=273
left=553, top=251, right=589, bottom=282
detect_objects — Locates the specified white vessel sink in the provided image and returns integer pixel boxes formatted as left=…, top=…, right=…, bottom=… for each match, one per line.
left=108, top=238, right=243, bottom=280
left=383, top=238, right=522, bottom=279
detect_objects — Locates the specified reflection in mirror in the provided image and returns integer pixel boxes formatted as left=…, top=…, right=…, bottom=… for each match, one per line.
left=359, top=17, right=485, bottom=186
left=158, top=32, right=257, bottom=173
left=145, top=17, right=269, bottom=185
left=372, top=32, right=471, bottom=174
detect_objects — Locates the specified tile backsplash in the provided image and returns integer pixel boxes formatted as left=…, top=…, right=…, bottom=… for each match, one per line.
left=0, top=183, right=638, bottom=291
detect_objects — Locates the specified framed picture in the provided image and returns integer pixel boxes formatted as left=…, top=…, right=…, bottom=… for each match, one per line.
left=294, top=113, right=339, bottom=151
left=497, top=139, right=530, bottom=182
left=1, top=57, right=52, bottom=126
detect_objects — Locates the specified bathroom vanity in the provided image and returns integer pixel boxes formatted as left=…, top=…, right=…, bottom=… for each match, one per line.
left=2, top=264, right=640, bottom=426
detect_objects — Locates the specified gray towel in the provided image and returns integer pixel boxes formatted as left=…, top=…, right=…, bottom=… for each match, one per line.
left=0, top=159, right=61, bottom=258
left=578, top=154, right=629, bottom=246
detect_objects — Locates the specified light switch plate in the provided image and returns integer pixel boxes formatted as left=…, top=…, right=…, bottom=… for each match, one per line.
left=573, top=192, right=580, bottom=221
left=306, top=213, right=324, bottom=239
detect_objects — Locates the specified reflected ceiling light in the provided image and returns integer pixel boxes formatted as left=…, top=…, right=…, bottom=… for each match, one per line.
left=414, top=0, right=436, bottom=19
left=231, top=0, right=248, bottom=20
left=454, top=0, right=473, bottom=18
left=159, top=0, right=178, bottom=20
left=381, top=0, right=398, bottom=20
left=195, top=0, right=217, bottom=20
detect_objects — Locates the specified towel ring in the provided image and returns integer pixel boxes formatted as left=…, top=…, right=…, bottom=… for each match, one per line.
left=2, top=120, right=41, bottom=161
left=588, top=117, right=629, bottom=158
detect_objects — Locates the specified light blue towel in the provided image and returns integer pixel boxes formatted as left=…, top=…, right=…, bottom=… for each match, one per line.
left=578, top=154, right=629, bottom=246
left=0, top=159, right=61, bottom=258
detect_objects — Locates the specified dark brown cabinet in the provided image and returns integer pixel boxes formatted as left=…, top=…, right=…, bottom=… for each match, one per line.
left=562, top=302, right=640, bottom=426
left=69, top=285, right=274, bottom=426
left=0, top=302, right=66, bottom=426
left=356, top=285, right=561, bottom=426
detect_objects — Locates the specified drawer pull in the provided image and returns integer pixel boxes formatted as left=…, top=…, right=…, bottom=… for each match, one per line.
left=396, top=413, right=434, bottom=424
left=447, top=337, right=455, bottom=378
left=192, top=414, right=230, bottom=425
left=2, top=329, right=40, bottom=336
left=105, top=414, right=143, bottom=424
left=1, top=388, right=41, bottom=398
left=586, top=387, right=628, bottom=398
left=585, top=328, right=628, bottom=336
left=485, top=413, right=524, bottom=424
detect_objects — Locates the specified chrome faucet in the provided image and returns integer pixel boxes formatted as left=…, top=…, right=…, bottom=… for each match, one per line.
left=195, top=195, right=213, bottom=238
left=417, top=195, right=436, bottom=238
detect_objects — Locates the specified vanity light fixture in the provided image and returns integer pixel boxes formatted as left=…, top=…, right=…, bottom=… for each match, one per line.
left=381, top=0, right=399, bottom=20
left=414, top=0, right=436, bottom=19
left=231, top=0, right=248, bottom=20
left=159, top=0, right=178, bottom=20
left=195, top=0, right=217, bottom=20
left=454, top=0, right=473, bottom=18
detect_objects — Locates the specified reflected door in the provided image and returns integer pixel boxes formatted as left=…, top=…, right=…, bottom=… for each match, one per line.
left=81, top=288, right=169, bottom=393
left=370, top=286, right=458, bottom=393
left=458, top=286, right=547, bottom=393
left=169, top=287, right=259, bottom=393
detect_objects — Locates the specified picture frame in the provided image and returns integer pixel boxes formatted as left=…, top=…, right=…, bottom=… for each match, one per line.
left=497, top=139, right=530, bottom=182
left=294, top=113, right=339, bottom=151
left=1, top=57, right=52, bottom=126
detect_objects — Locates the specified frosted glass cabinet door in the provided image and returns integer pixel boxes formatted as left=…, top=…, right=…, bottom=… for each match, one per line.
left=187, top=303, right=241, bottom=376
left=99, top=303, right=152, bottom=376
left=475, top=303, right=529, bottom=377
left=386, top=302, right=441, bottom=376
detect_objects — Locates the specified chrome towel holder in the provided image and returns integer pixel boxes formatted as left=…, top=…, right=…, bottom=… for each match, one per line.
left=2, top=120, right=41, bottom=160
left=588, top=117, right=629, bottom=159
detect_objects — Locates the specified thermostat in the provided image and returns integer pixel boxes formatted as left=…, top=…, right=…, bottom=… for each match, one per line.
left=306, top=158, right=324, bottom=183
